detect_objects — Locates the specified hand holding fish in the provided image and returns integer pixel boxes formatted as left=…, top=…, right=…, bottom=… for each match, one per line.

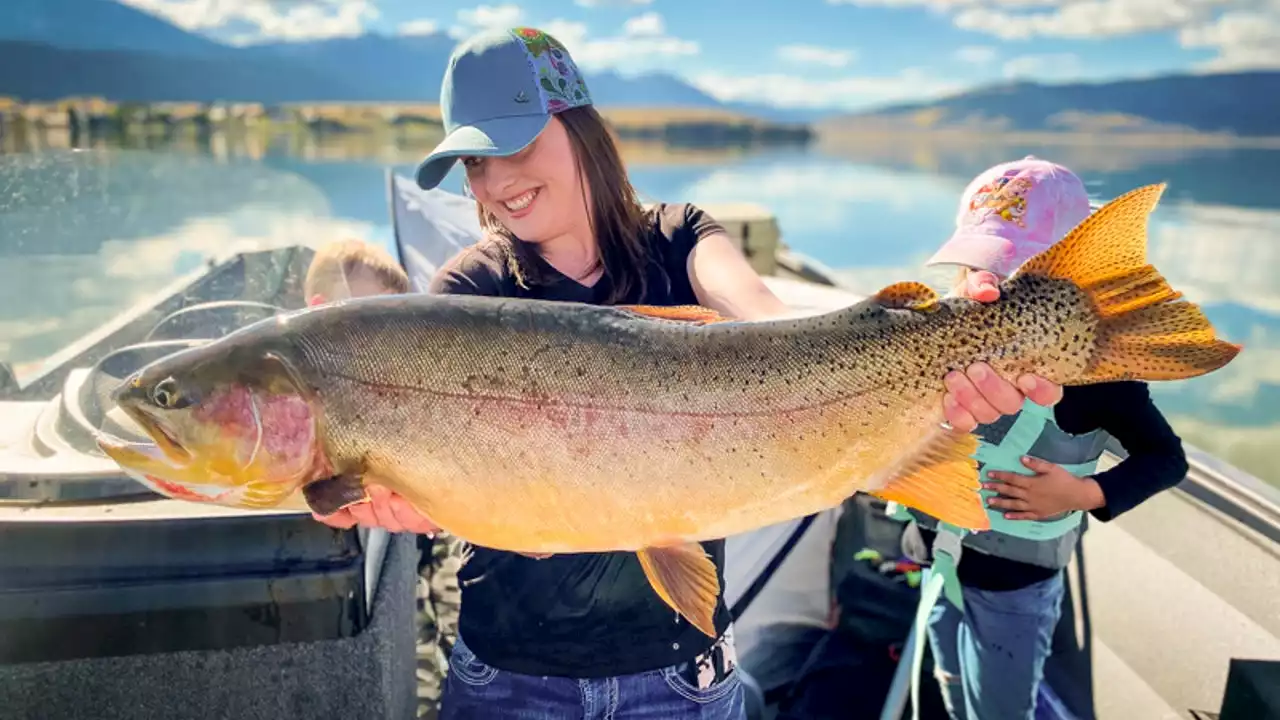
left=983, top=456, right=1107, bottom=520
left=312, top=484, right=443, bottom=534
left=941, top=269, right=1065, bottom=433
left=312, top=486, right=553, bottom=558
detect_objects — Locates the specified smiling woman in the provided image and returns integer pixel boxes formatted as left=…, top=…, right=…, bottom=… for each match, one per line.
left=314, top=25, right=1064, bottom=720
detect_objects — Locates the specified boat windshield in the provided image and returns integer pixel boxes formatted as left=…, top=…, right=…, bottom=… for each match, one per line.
left=0, top=146, right=365, bottom=394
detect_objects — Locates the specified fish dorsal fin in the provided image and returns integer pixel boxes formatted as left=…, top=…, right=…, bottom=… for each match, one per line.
left=871, top=282, right=940, bottom=312
left=616, top=304, right=731, bottom=325
left=636, top=543, right=720, bottom=637
left=871, top=430, right=989, bottom=531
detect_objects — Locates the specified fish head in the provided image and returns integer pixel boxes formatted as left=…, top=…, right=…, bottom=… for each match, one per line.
left=96, top=340, right=326, bottom=510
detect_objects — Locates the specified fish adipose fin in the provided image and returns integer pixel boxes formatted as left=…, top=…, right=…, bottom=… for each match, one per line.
left=872, top=281, right=940, bottom=312
left=636, top=543, right=720, bottom=638
left=616, top=305, right=731, bottom=325
left=872, top=430, right=987, bottom=531
left=302, top=474, right=369, bottom=516
left=1012, top=183, right=1242, bottom=382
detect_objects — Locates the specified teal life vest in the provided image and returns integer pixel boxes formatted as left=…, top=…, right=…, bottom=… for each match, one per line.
left=890, top=397, right=1110, bottom=720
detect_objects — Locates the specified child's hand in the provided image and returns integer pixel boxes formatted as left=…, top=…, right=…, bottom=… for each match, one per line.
left=983, top=456, right=1106, bottom=520
left=941, top=270, right=1064, bottom=433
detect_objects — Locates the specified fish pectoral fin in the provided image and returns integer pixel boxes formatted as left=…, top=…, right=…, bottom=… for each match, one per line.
left=302, top=474, right=369, bottom=516
left=871, top=430, right=989, bottom=531
left=871, top=281, right=940, bottom=312
left=616, top=304, right=731, bottom=325
left=636, top=543, right=720, bottom=638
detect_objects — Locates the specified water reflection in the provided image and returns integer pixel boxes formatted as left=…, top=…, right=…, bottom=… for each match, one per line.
left=1, top=132, right=1277, bottom=485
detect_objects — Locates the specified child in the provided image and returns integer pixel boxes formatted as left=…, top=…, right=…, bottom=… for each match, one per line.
left=303, top=237, right=411, bottom=305
left=302, top=238, right=459, bottom=720
left=902, top=157, right=1190, bottom=720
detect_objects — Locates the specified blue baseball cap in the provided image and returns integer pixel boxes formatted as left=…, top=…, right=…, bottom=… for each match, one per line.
left=415, top=27, right=594, bottom=190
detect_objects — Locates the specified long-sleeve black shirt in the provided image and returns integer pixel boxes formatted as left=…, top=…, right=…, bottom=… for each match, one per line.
left=910, top=380, right=1188, bottom=591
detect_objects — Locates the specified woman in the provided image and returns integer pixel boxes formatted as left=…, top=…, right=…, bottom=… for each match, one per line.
left=317, top=27, right=1062, bottom=719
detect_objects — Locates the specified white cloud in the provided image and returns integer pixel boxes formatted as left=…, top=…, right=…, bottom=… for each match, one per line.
left=541, top=19, right=590, bottom=47
left=544, top=13, right=699, bottom=70
left=1181, top=11, right=1280, bottom=70
left=457, top=4, right=523, bottom=28
left=827, top=0, right=1280, bottom=71
left=955, top=45, right=998, bottom=64
left=443, top=8, right=696, bottom=71
left=953, top=0, right=1213, bottom=40
left=575, top=0, right=653, bottom=6
left=120, top=0, right=378, bottom=43
left=1002, top=52, right=1083, bottom=78
left=777, top=44, right=857, bottom=68
left=397, top=18, right=439, bottom=36
left=449, top=4, right=524, bottom=39
left=689, top=68, right=963, bottom=110
left=623, top=12, right=666, bottom=36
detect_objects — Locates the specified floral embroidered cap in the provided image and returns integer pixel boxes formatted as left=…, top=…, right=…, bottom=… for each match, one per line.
left=925, top=155, right=1092, bottom=279
left=414, top=27, right=593, bottom=190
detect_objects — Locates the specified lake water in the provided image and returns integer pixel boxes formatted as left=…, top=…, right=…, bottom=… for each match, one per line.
left=2, top=129, right=1278, bottom=489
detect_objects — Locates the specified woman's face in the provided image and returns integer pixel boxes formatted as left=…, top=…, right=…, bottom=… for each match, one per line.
left=462, top=116, right=587, bottom=244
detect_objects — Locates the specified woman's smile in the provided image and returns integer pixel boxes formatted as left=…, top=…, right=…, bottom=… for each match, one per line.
left=501, top=187, right=541, bottom=218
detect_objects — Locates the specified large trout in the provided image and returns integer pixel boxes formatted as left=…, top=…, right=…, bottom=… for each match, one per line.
left=97, top=184, right=1240, bottom=637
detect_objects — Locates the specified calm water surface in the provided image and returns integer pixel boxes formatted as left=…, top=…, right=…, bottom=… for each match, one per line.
left=2, top=131, right=1277, bottom=487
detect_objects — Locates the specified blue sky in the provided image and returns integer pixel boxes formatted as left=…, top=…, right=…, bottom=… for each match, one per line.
left=121, top=0, right=1277, bottom=110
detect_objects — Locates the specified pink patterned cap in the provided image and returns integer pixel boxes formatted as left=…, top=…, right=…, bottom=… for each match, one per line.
left=926, top=156, right=1092, bottom=278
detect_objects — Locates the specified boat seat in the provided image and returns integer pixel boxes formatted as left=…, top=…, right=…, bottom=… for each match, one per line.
left=144, top=300, right=284, bottom=343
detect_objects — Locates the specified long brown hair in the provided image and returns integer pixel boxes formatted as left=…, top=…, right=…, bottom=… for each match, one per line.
left=476, top=105, right=663, bottom=304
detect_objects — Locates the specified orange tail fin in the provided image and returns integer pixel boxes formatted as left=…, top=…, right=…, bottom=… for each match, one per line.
left=1012, top=183, right=1241, bottom=383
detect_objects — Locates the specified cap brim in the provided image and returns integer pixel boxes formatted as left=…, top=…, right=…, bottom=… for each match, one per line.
left=414, top=114, right=551, bottom=190
left=924, top=232, right=1015, bottom=276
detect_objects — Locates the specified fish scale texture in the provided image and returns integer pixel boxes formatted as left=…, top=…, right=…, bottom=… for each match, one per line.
left=0, top=533, right=418, bottom=720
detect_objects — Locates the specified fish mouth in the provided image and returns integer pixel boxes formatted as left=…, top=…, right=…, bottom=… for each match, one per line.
left=118, top=404, right=192, bottom=465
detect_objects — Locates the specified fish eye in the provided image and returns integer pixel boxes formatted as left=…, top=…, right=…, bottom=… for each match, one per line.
left=150, top=377, right=185, bottom=409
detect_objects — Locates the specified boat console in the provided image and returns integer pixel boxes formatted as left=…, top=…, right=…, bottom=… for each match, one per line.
left=0, top=246, right=417, bottom=719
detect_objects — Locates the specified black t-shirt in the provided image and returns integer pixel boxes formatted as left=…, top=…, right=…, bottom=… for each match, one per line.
left=908, top=381, right=1188, bottom=591
left=426, top=202, right=732, bottom=678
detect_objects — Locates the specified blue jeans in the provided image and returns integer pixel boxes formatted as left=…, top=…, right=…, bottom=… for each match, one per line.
left=439, top=634, right=747, bottom=720
left=925, top=570, right=1065, bottom=720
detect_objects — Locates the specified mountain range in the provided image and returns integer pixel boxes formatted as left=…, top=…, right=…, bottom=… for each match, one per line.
left=0, top=0, right=825, bottom=122
left=1, top=0, right=1276, bottom=136
left=827, top=73, right=1280, bottom=138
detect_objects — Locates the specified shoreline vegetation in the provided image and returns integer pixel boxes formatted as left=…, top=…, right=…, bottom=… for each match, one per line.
left=3, top=97, right=1278, bottom=155
left=0, top=97, right=814, bottom=151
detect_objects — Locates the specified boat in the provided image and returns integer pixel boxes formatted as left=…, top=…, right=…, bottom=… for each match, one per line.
left=0, top=170, right=1275, bottom=720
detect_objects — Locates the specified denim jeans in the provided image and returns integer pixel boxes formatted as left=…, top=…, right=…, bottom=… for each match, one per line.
left=439, top=634, right=747, bottom=720
left=925, top=570, right=1065, bottom=720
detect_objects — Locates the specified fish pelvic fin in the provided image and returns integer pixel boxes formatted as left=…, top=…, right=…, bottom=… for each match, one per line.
left=871, top=281, right=940, bottom=312
left=1012, top=183, right=1242, bottom=383
left=636, top=543, right=720, bottom=638
left=871, top=430, right=988, bottom=531
left=616, top=304, right=731, bottom=325
left=302, top=474, right=369, bottom=516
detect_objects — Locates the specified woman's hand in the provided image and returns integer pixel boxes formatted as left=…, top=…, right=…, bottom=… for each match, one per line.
left=984, top=456, right=1107, bottom=520
left=942, top=270, right=1064, bottom=433
left=311, top=485, right=554, bottom=559
left=312, top=484, right=443, bottom=535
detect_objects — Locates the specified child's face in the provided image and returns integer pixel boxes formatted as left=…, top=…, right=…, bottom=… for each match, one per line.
left=308, top=269, right=400, bottom=306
